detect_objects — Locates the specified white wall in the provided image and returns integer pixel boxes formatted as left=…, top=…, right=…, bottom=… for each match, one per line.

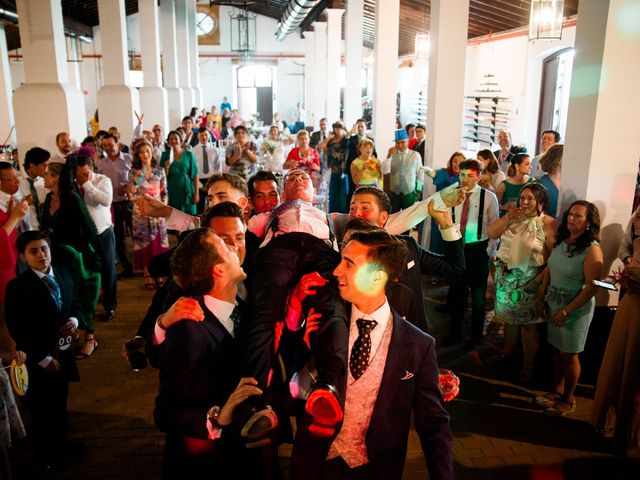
left=464, top=26, right=576, bottom=152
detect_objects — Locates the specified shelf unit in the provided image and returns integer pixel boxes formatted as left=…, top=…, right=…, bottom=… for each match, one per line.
left=463, top=95, right=511, bottom=146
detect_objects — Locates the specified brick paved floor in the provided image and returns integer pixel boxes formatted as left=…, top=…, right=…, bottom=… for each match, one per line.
left=10, top=274, right=640, bottom=479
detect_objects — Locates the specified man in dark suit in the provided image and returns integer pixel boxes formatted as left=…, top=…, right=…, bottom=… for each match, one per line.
left=6, top=230, right=81, bottom=471
left=344, top=186, right=465, bottom=332
left=306, top=229, right=453, bottom=479
left=345, top=119, right=377, bottom=199
left=309, top=118, right=329, bottom=150
left=152, top=228, right=264, bottom=478
left=412, top=124, right=426, bottom=162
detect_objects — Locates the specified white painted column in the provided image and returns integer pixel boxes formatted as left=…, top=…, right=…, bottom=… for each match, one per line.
left=187, top=0, right=202, bottom=109
left=0, top=26, right=15, bottom=146
left=344, top=0, right=363, bottom=127
left=372, top=0, right=399, bottom=159
left=561, top=0, right=640, bottom=274
left=325, top=9, right=344, bottom=123
left=96, top=0, right=140, bottom=145
left=65, top=37, right=81, bottom=90
left=425, top=0, right=468, bottom=168
left=313, top=21, right=328, bottom=121
left=175, top=0, right=194, bottom=113
left=160, top=0, right=183, bottom=127
left=303, top=31, right=316, bottom=128
left=13, top=0, right=86, bottom=161
left=139, top=0, right=169, bottom=133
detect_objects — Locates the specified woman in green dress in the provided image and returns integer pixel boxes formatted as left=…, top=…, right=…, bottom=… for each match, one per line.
left=159, top=130, right=199, bottom=215
left=41, top=161, right=101, bottom=359
left=535, top=201, right=603, bottom=416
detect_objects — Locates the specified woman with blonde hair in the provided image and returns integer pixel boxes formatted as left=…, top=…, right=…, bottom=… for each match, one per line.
left=349, top=138, right=382, bottom=189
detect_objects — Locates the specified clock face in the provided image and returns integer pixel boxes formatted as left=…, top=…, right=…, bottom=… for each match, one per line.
left=196, top=12, right=216, bottom=37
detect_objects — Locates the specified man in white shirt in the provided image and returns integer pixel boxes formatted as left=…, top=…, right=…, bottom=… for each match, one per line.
left=75, top=155, right=117, bottom=321
left=50, top=132, right=74, bottom=164
left=19, top=147, right=49, bottom=229
left=442, top=159, right=499, bottom=350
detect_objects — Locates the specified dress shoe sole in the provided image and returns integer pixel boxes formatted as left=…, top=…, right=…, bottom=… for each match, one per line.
left=306, top=388, right=343, bottom=425
left=240, top=408, right=278, bottom=445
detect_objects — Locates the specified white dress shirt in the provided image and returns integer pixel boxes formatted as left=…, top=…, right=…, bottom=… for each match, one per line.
left=81, top=172, right=113, bottom=234
left=193, top=142, right=221, bottom=180
left=348, top=301, right=392, bottom=365
left=19, top=174, right=46, bottom=229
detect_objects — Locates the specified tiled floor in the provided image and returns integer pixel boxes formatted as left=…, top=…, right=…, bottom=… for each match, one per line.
left=10, top=274, right=640, bottom=479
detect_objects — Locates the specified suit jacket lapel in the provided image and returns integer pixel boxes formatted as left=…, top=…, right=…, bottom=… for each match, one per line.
left=27, top=268, right=60, bottom=315
left=198, top=297, right=234, bottom=345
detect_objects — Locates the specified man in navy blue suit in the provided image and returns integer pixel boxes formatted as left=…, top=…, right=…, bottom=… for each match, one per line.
left=6, top=230, right=81, bottom=471
left=310, top=229, right=454, bottom=480
left=152, top=228, right=263, bottom=478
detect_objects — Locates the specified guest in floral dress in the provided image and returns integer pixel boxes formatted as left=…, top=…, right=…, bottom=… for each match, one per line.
left=324, top=121, right=349, bottom=213
left=129, top=140, right=169, bottom=289
left=226, top=125, right=258, bottom=180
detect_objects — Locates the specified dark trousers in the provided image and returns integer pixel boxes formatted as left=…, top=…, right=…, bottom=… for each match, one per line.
left=448, top=240, right=490, bottom=342
left=243, top=233, right=348, bottom=395
left=321, top=456, right=373, bottom=480
left=389, top=191, right=418, bottom=214
left=112, top=201, right=132, bottom=270
left=28, top=366, right=70, bottom=465
left=96, top=227, right=117, bottom=311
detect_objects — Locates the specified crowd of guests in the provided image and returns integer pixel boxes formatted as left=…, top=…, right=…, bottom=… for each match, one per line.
left=0, top=98, right=639, bottom=480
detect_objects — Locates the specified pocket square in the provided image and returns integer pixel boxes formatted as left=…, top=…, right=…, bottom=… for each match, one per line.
left=401, top=370, right=414, bottom=381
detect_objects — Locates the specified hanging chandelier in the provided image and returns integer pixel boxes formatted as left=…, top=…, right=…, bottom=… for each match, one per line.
left=529, top=0, right=565, bottom=41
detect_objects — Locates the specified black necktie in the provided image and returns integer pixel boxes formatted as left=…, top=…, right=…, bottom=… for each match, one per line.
left=202, top=145, right=209, bottom=175
left=28, top=178, right=39, bottom=208
left=230, top=303, right=242, bottom=337
left=349, top=318, right=377, bottom=380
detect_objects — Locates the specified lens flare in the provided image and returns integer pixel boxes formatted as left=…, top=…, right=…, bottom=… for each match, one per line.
left=354, top=262, right=383, bottom=296
left=570, top=64, right=606, bottom=98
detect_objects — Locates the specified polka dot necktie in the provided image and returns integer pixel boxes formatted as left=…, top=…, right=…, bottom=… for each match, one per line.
left=349, top=319, right=378, bottom=380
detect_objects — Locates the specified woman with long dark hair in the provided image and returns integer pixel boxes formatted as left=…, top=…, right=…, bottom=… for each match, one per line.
left=535, top=201, right=603, bottom=416
left=427, top=151, right=462, bottom=254
left=477, top=149, right=505, bottom=191
left=41, top=160, right=101, bottom=358
left=159, top=130, right=199, bottom=215
left=495, top=153, right=533, bottom=217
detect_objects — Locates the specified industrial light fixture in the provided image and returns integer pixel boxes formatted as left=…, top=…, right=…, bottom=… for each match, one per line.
left=228, top=2, right=257, bottom=62
left=529, top=0, right=565, bottom=41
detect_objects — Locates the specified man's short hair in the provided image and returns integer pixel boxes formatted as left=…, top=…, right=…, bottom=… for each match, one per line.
left=16, top=229, right=50, bottom=254
left=182, top=116, right=193, bottom=123
left=170, top=228, right=221, bottom=295
left=415, top=124, right=426, bottom=131
left=197, top=126, right=208, bottom=134
left=205, top=173, right=248, bottom=197
left=203, top=201, right=244, bottom=226
left=352, top=186, right=391, bottom=214
left=55, top=132, right=69, bottom=144
left=343, top=218, right=379, bottom=234
left=345, top=230, right=408, bottom=281
left=74, top=154, right=94, bottom=170
left=24, top=147, right=50, bottom=169
left=542, top=129, right=561, bottom=142
left=247, top=171, right=278, bottom=198
left=101, top=132, right=117, bottom=143
left=458, top=158, right=483, bottom=174
left=356, top=118, right=366, bottom=124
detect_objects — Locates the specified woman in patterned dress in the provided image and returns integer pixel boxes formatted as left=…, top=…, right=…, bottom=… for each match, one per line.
left=128, top=140, right=169, bottom=289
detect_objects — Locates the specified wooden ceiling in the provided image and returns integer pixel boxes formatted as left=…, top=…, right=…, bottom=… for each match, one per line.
left=0, top=1, right=579, bottom=56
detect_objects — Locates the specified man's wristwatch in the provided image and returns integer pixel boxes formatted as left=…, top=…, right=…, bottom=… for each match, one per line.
left=207, top=405, right=223, bottom=429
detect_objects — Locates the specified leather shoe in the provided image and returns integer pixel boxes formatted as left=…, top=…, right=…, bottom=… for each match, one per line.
left=240, top=396, right=278, bottom=448
left=101, top=310, right=115, bottom=322
left=305, top=382, right=343, bottom=437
